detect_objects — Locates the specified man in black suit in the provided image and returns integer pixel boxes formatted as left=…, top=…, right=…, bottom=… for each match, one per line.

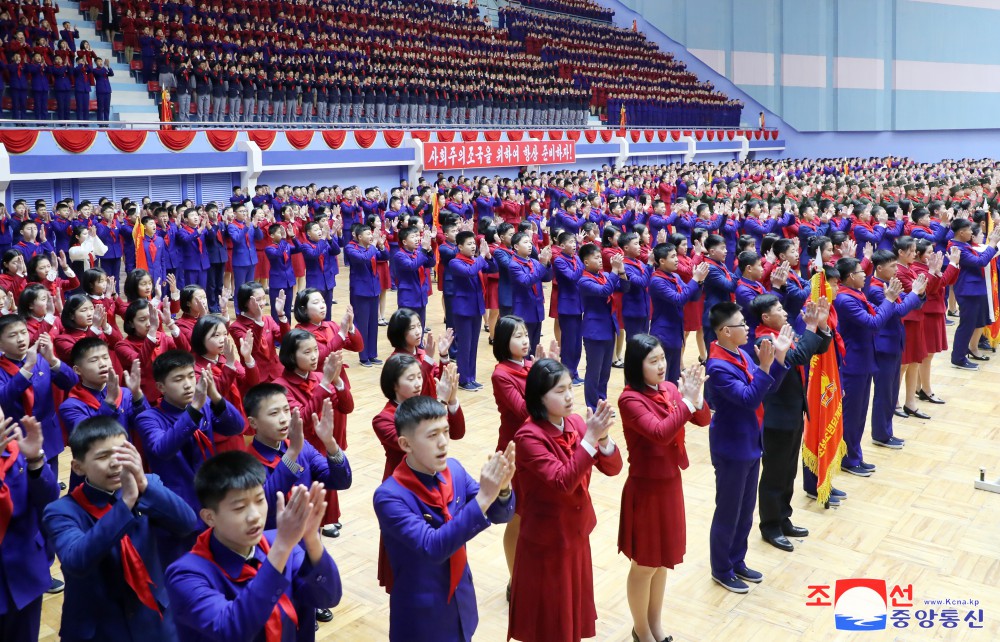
left=749, top=294, right=833, bottom=552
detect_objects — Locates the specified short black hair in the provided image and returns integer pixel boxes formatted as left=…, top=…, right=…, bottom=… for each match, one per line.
left=772, top=238, right=795, bottom=258
left=394, top=395, right=447, bottom=437
left=17, top=283, right=48, bottom=317
left=152, top=349, right=195, bottom=383
left=278, top=329, right=316, bottom=371
left=748, top=293, right=781, bottom=323
left=524, top=358, right=570, bottom=422
left=292, top=287, right=322, bottom=324
left=243, top=383, right=287, bottom=419
left=387, top=308, right=420, bottom=351
left=123, top=269, right=151, bottom=302
left=60, top=293, right=93, bottom=331
left=179, top=284, right=205, bottom=314
left=871, top=249, right=896, bottom=268
left=69, top=416, right=128, bottom=460
left=381, top=353, right=419, bottom=400
left=191, top=314, right=228, bottom=356
left=578, top=243, right=600, bottom=262
left=123, top=298, right=151, bottom=336
left=81, top=267, right=107, bottom=296
left=70, top=336, right=109, bottom=365
left=709, top=301, right=742, bottom=331
left=893, top=235, right=916, bottom=255
left=623, top=333, right=662, bottom=390
left=456, top=230, right=475, bottom=246
left=704, top=234, right=725, bottom=251
left=836, top=257, right=859, bottom=281
left=237, top=281, right=264, bottom=312
left=195, top=450, right=267, bottom=511
left=0, top=313, right=26, bottom=336
left=492, top=315, right=526, bottom=362
left=737, top=251, right=760, bottom=273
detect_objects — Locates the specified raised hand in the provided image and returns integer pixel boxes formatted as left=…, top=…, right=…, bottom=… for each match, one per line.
left=584, top=399, right=614, bottom=446
left=92, top=303, right=107, bottom=330
left=772, top=324, right=795, bottom=361
left=677, top=364, right=706, bottom=407
left=222, top=335, right=238, bottom=364
left=239, top=329, right=255, bottom=364
left=948, top=245, right=961, bottom=266
left=863, top=242, right=875, bottom=260
left=166, top=273, right=178, bottom=295
left=539, top=245, right=552, bottom=266
left=191, top=372, right=208, bottom=410
left=274, top=485, right=314, bottom=551
left=341, top=304, right=355, bottom=332
left=656, top=228, right=667, bottom=244
left=885, top=277, right=904, bottom=302
left=479, top=237, right=491, bottom=259
left=311, top=397, right=338, bottom=455
left=17, top=415, right=45, bottom=463
left=610, top=253, right=625, bottom=273
left=841, top=238, right=857, bottom=259
left=122, top=360, right=143, bottom=399
left=105, top=368, right=121, bottom=403
left=755, top=337, right=775, bottom=372
left=36, top=332, right=56, bottom=366
left=275, top=290, right=286, bottom=317
left=436, top=361, right=459, bottom=405
left=912, top=273, right=928, bottom=296
left=476, top=452, right=509, bottom=510
left=322, top=350, right=344, bottom=387
left=288, top=407, right=304, bottom=458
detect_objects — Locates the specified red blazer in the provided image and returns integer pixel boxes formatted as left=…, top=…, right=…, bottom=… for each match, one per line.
left=617, top=382, right=710, bottom=480
left=173, top=313, right=199, bottom=353
left=53, top=326, right=123, bottom=372
left=491, top=359, right=530, bottom=452
left=514, top=414, right=623, bottom=547
left=390, top=347, right=442, bottom=398
left=228, top=314, right=290, bottom=383
left=296, top=320, right=362, bottom=447
left=273, top=368, right=353, bottom=453
left=372, top=399, right=466, bottom=481
left=195, top=353, right=260, bottom=452
left=114, top=331, right=175, bottom=405
left=912, top=260, right=958, bottom=315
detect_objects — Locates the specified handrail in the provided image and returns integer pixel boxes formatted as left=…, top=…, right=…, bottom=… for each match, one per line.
left=502, top=0, right=613, bottom=25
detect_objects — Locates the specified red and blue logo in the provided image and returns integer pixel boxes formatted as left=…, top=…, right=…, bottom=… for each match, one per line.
left=834, top=579, right=888, bottom=631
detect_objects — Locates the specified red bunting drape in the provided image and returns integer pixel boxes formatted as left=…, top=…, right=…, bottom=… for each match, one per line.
left=383, top=131, right=404, bottom=148
left=0, top=129, right=39, bottom=153
left=682, top=130, right=692, bottom=137
left=107, top=130, right=147, bottom=153
left=461, top=131, right=478, bottom=142
left=528, top=131, right=543, bottom=140
left=727, top=131, right=735, bottom=141
left=643, top=130, right=654, bottom=142
left=285, top=130, right=314, bottom=150
left=599, top=130, right=613, bottom=142
left=436, top=131, right=455, bottom=143
left=206, top=130, right=237, bottom=151
left=670, top=130, right=681, bottom=141
left=548, top=131, right=564, bottom=140
left=484, top=131, right=502, bottom=141
left=629, top=130, right=641, bottom=143
left=354, top=130, right=377, bottom=148
left=507, top=131, right=524, bottom=141
left=584, top=130, right=598, bottom=143
left=53, top=130, right=97, bottom=153
left=694, top=130, right=704, bottom=141
left=566, top=130, right=581, bottom=141
left=157, top=130, right=196, bottom=151
left=248, top=130, right=276, bottom=150
left=410, top=131, right=430, bottom=142
left=707, top=130, right=715, bottom=141
left=657, top=130, right=667, bottom=142
left=322, top=130, right=346, bottom=149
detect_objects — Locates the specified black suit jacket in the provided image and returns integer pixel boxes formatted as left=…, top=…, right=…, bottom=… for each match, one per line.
left=753, top=328, right=833, bottom=431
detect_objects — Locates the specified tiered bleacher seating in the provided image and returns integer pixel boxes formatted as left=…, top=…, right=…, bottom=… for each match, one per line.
left=515, top=0, right=614, bottom=23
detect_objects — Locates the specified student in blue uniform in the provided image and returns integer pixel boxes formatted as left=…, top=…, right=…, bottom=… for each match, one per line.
left=507, top=231, right=552, bottom=355
left=165, top=451, right=341, bottom=642
left=225, top=205, right=263, bottom=313
left=553, top=232, right=584, bottom=384
left=263, top=223, right=300, bottom=323
left=392, top=226, right=435, bottom=330
left=619, top=231, right=652, bottom=340
left=177, top=208, right=210, bottom=291
left=345, top=223, right=389, bottom=366
left=374, top=396, right=515, bottom=642
left=577, top=243, right=629, bottom=411
left=705, top=301, right=789, bottom=594
left=42, top=417, right=199, bottom=642
left=649, top=242, right=709, bottom=383
left=701, top=234, right=738, bottom=345
left=948, top=218, right=1000, bottom=370
left=447, top=231, right=497, bottom=391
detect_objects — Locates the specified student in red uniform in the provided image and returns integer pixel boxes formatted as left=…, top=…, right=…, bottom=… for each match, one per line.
left=228, top=282, right=290, bottom=384
left=508, top=358, right=623, bottom=642
left=387, top=307, right=453, bottom=398
left=617, top=335, right=709, bottom=642
left=115, top=299, right=178, bottom=405
left=914, top=242, right=960, bottom=404
left=53, top=293, right=122, bottom=366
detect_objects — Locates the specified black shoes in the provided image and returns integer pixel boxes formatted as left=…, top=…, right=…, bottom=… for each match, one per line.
left=763, top=533, right=794, bottom=552
left=903, top=405, right=930, bottom=420
left=316, top=607, right=334, bottom=622
left=783, top=524, right=809, bottom=538
left=917, top=389, right=945, bottom=404
left=893, top=407, right=908, bottom=419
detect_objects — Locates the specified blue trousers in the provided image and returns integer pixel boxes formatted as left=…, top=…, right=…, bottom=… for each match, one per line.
left=709, top=455, right=759, bottom=577
left=871, top=351, right=901, bottom=442
left=443, top=296, right=459, bottom=360
left=583, top=337, right=614, bottom=410
left=454, top=314, right=481, bottom=385
left=32, top=90, right=48, bottom=120
left=664, top=345, right=682, bottom=384
left=841, top=371, right=873, bottom=468
left=0, top=594, right=41, bottom=642
left=206, top=262, right=225, bottom=312
left=351, top=293, right=380, bottom=362
left=231, top=264, right=256, bottom=313
left=96, top=92, right=111, bottom=121
left=99, top=257, right=121, bottom=283
left=558, top=313, right=583, bottom=379
left=624, top=316, right=650, bottom=341
left=951, top=294, right=985, bottom=364
left=185, top=268, right=207, bottom=291
left=11, top=89, right=27, bottom=119
left=55, top=91, right=71, bottom=120
left=269, top=286, right=294, bottom=323
left=74, top=91, right=89, bottom=120
left=525, top=321, right=541, bottom=356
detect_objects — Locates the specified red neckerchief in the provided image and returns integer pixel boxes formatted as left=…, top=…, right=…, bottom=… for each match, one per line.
left=303, top=321, right=335, bottom=348
left=191, top=529, right=298, bottom=641
left=143, top=235, right=157, bottom=263
left=738, top=277, right=765, bottom=296
left=756, top=324, right=805, bottom=384
left=182, top=225, right=203, bottom=254
left=552, top=419, right=578, bottom=458
left=0, top=441, right=20, bottom=546
left=496, top=359, right=529, bottom=380
left=232, top=221, right=252, bottom=252
left=0, top=356, right=33, bottom=415
left=215, top=223, right=224, bottom=244
left=512, top=255, right=540, bottom=296
left=623, top=256, right=644, bottom=274
left=249, top=439, right=290, bottom=470
left=349, top=241, right=376, bottom=274
left=581, top=269, right=612, bottom=305
left=282, top=369, right=317, bottom=398
left=948, top=241, right=986, bottom=276
left=652, top=269, right=682, bottom=293
left=69, top=383, right=122, bottom=410
left=708, top=341, right=764, bottom=426
left=837, top=284, right=876, bottom=315
left=786, top=269, right=803, bottom=287
left=704, top=257, right=736, bottom=301
left=70, top=484, right=163, bottom=618
left=304, top=240, right=323, bottom=271
left=454, top=253, right=477, bottom=266
left=391, top=458, right=466, bottom=602
left=108, top=223, right=118, bottom=245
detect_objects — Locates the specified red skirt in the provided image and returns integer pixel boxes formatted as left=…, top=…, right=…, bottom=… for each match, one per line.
left=509, top=534, right=596, bottom=642
left=376, top=261, right=391, bottom=290
left=612, top=291, right=624, bottom=328
left=902, top=319, right=927, bottom=365
left=683, top=298, right=704, bottom=332
left=484, top=278, right=499, bottom=309
left=254, top=249, right=270, bottom=280
left=292, top=253, right=306, bottom=278
left=324, top=489, right=341, bottom=525
left=923, top=312, right=948, bottom=354
left=618, top=475, right=685, bottom=568
left=549, top=281, right=559, bottom=319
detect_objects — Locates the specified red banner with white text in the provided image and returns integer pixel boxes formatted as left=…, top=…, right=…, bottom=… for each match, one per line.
left=423, top=139, right=576, bottom=170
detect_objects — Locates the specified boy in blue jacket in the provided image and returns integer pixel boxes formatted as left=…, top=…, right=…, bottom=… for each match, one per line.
left=553, top=232, right=584, bottom=384
left=264, top=223, right=302, bottom=323
left=649, top=242, right=709, bottom=383
left=392, top=226, right=435, bottom=329
left=577, top=243, right=629, bottom=411
left=447, top=231, right=496, bottom=390
left=507, top=231, right=552, bottom=355
left=345, top=223, right=389, bottom=366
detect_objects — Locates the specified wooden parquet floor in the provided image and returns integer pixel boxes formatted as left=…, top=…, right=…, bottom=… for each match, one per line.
left=38, top=277, right=1000, bottom=642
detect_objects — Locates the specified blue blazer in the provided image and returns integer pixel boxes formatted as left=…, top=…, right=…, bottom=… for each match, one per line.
left=951, top=241, right=998, bottom=297
left=705, top=346, right=788, bottom=461
left=508, top=255, right=551, bottom=323
left=649, top=270, right=701, bottom=349
left=735, top=278, right=770, bottom=340
left=447, top=255, right=496, bottom=317
left=42, top=475, right=199, bottom=642
left=552, top=211, right=583, bottom=235
left=58, top=386, right=148, bottom=439
left=264, top=240, right=302, bottom=291
left=493, top=246, right=514, bottom=308
left=95, top=220, right=124, bottom=260
left=345, top=241, right=389, bottom=297
left=204, top=224, right=229, bottom=265
left=299, top=239, right=339, bottom=292
left=0, top=447, right=59, bottom=617
left=621, top=258, right=651, bottom=319
left=833, top=288, right=902, bottom=375
left=166, top=530, right=341, bottom=642
left=392, top=247, right=435, bottom=309
left=177, top=225, right=210, bottom=271
left=226, top=221, right=262, bottom=267
left=553, top=253, right=583, bottom=316
left=474, top=195, right=500, bottom=221
left=0, top=356, right=78, bottom=457
left=577, top=270, right=627, bottom=340
left=373, top=458, right=514, bottom=642
left=865, top=280, right=925, bottom=354
left=439, top=242, right=459, bottom=296
left=254, top=440, right=352, bottom=530
left=702, top=258, right=738, bottom=325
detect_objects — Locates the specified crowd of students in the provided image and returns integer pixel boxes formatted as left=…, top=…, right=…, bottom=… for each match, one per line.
left=0, top=155, right=997, bottom=642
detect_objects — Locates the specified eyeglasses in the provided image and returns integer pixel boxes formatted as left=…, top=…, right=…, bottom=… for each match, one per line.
left=852, top=270, right=866, bottom=275
left=725, top=321, right=748, bottom=329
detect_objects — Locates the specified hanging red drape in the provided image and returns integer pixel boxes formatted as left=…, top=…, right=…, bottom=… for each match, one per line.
left=322, top=130, right=346, bottom=149
left=773, top=130, right=780, bottom=140
left=354, top=130, right=377, bottom=148
left=53, top=130, right=97, bottom=153
left=507, top=131, right=524, bottom=141
left=566, top=130, right=581, bottom=141
left=382, top=131, right=404, bottom=148
left=599, top=130, right=613, bottom=142
left=657, top=130, right=667, bottom=142
left=248, top=130, right=276, bottom=150
left=436, top=131, right=455, bottom=143
left=410, top=131, right=430, bottom=142
left=682, top=130, right=692, bottom=138
left=285, top=130, right=314, bottom=150
left=727, top=131, right=736, bottom=141
left=670, top=130, right=681, bottom=141
left=206, top=130, right=237, bottom=151
left=0, top=130, right=39, bottom=153
left=629, top=130, right=641, bottom=143
left=157, top=129, right=196, bottom=151
left=461, top=131, right=478, bottom=142
left=706, top=130, right=715, bottom=141
left=694, top=130, right=704, bottom=141
left=528, top=131, right=543, bottom=140
left=584, top=130, right=598, bottom=143
left=107, top=130, right=148, bottom=153
left=484, top=130, right=502, bottom=142
left=548, top=131, right=564, bottom=140
left=643, top=130, right=654, bottom=142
